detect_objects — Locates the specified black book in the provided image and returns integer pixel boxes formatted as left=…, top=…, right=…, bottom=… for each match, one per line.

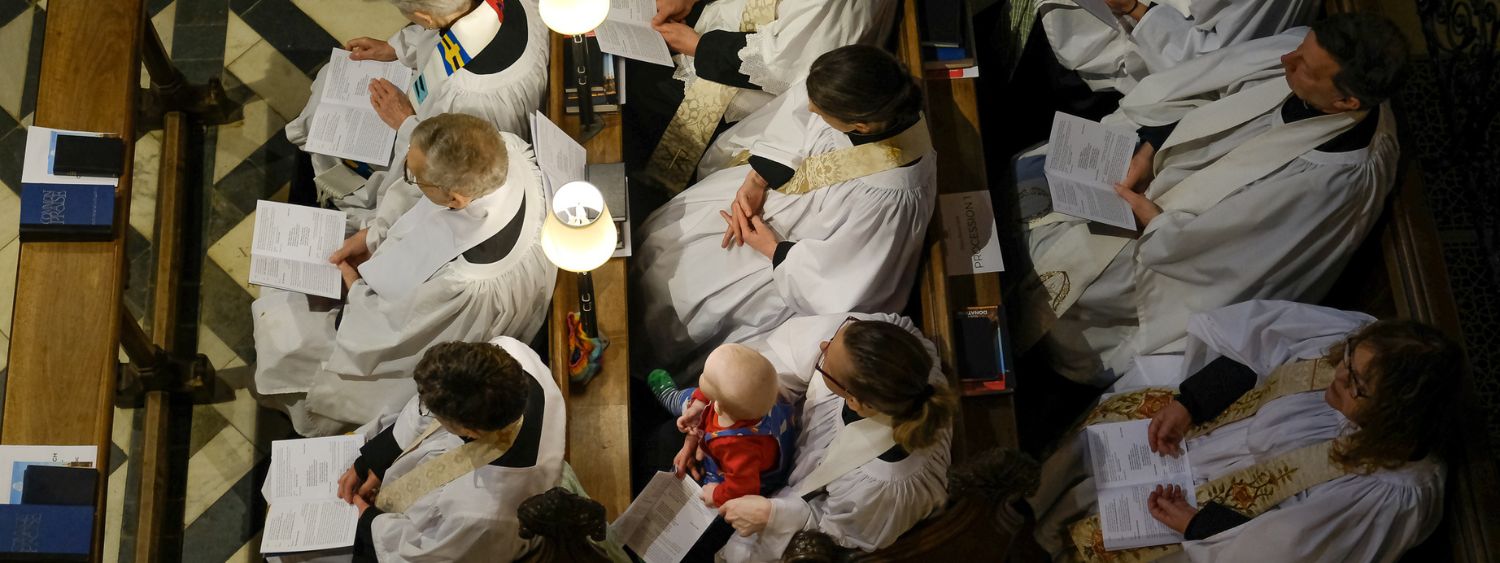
left=52, top=134, right=124, bottom=178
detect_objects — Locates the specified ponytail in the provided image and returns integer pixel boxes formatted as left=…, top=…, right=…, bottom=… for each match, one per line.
left=842, top=321, right=956, bottom=452
left=806, top=45, right=924, bottom=128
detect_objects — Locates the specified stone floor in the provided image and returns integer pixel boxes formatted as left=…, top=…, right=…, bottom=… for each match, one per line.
left=0, top=1, right=406, bottom=560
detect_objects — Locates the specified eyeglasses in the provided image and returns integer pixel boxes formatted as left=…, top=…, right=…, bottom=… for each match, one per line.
left=814, top=317, right=860, bottom=395
left=1343, top=338, right=1371, bottom=400
left=418, top=400, right=432, bottom=417
left=402, top=157, right=442, bottom=191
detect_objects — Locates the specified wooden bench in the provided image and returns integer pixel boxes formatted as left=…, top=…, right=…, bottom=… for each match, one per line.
left=543, top=32, right=635, bottom=521
left=2, top=1, right=145, bottom=559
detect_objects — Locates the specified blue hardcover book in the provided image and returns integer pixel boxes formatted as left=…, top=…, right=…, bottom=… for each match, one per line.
left=0, top=504, right=92, bottom=561
left=19, top=183, right=115, bottom=239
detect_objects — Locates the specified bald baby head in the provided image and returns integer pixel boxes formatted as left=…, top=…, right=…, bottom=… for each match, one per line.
left=699, top=344, right=778, bottom=422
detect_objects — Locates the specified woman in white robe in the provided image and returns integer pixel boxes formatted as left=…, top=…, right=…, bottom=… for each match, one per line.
left=653, top=0, right=899, bottom=123
left=634, top=46, right=935, bottom=374
left=254, top=114, right=556, bottom=436
left=271, top=337, right=566, bottom=562
left=285, top=0, right=548, bottom=221
left=1020, top=18, right=1409, bottom=386
left=1037, top=0, right=1318, bottom=93
left=708, top=313, right=954, bottom=561
left=1027, top=300, right=1464, bottom=562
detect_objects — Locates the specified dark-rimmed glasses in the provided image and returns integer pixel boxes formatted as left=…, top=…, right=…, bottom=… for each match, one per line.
left=402, top=156, right=442, bottom=191
left=814, top=316, right=860, bottom=394
left=1343, top=337, right=1371, bottom=400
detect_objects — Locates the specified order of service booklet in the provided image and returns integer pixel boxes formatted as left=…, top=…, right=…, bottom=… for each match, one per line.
left=1085, top=419, right=1197, bottom=551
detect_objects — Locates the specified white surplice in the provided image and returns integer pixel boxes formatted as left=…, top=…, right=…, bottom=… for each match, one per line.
left=1037, top=0, right=1317, bottom=92
left=634, top=84, right=935, bottom=372
left=286, top=0, right=548, bottom=223
left=1023, top=30, right=1399, bottom=386
left=716, top=312, right=951, bottom=562
left=252, top=132, right=557, bottom=435
left=1027, top=301, right=1444, bottom=562
left=268, top=336, right=566, bottom=563
left=677, top=0, right=898, bottom=123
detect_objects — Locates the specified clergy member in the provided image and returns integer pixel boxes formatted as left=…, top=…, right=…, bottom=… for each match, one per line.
left=703, top=313, right=954, bottom=561
left=637, top=0, right=900, bottom=192
left=269, top=337, right=565, bottom=562
left=633, top=45, right=934, bottom=378
left=1038, top=0, right=1318, bottom=93
left=254, top=113, right=556, bottom=436
left=1017, top=14, right=1409, bottom=387
left=285, top=0, right=549, bottom=222
left=1024, top=301, right=1460, bottom=562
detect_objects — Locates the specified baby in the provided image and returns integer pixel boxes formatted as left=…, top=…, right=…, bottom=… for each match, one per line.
left=648, top=344, right=794, bottom=507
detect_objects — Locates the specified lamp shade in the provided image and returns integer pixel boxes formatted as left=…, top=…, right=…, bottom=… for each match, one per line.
left=541, top=181, right=618, bottom=273
left=537, top=0, right=610, bottom=36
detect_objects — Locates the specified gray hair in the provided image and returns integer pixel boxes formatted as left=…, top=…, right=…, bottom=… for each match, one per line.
left=388, top=0, right=474, bottom=17
left=410, top=113, right=509, bottom=198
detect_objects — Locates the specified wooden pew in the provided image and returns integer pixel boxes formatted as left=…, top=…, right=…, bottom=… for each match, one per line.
left=2, top=1, right=145, bottom=559
left=1318, top=4, right=1500, bottom=562
left=544, top=32, right=634, bottom=520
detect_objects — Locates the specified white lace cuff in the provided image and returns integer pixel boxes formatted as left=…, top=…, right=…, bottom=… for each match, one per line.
left=737, top=31, right=792, bottom=95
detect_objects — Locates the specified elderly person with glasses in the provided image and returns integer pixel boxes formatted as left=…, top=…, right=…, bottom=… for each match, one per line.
left=668, top=312, right=956, bottom=562
left=254, top=113, right=555, bottom=437
left=1023, top=300, right=1464, bottom=562
left=286, top=0, right=548, bottom=221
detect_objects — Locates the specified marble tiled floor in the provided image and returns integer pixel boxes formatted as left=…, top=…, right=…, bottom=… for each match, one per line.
left=0, top=1, right=407, bottom=560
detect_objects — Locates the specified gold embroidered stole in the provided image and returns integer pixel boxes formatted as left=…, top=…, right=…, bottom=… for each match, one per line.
left=643, top=0, right=780, bottom=193
left=776, top=117, right=932, bottom=195
left=1065, top=359, right=1345, bottom=562
left=375, top=416, right=524, bottom=513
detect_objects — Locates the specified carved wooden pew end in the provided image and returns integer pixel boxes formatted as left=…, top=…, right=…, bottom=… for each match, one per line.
left=517, top=487, right=613, bottom=563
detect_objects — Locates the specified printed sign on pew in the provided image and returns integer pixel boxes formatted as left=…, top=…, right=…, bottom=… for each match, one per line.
left=939, top=191, right=1005, bottom=276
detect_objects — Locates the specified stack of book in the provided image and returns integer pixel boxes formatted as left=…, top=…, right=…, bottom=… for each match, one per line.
left=920, top=0, right=980, bottom=79
left=0, top=446, right=99, bottom=562
left=564, top=35, right=626, bottom=114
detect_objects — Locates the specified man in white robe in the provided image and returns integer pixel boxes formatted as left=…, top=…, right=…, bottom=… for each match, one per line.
left=254, top=114, right=556, bottom=436
left=712, top=312, right=951, bottom=561
left=1017, top=15, right=1410, bottom=387
left=269, top=336, right=566, bottom=562
left=633, top=81, right=935, bottom=376
left=285, top=0, right=549, bottom=224
left=1026, top=300, right=1446, bottom=562
left=1038, top=0, right=1318, bottom=93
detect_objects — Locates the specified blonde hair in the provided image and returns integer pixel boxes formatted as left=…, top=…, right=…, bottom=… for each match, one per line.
left=699, top=344, right=779, bottom=422
left=410, top=113, right=509, bottom=198
left=841, top=322, right=955, bottom=451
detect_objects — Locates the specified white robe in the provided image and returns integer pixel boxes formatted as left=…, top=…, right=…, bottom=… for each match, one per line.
left=634, top=84, right=936, bottom=371
left=1027, top=301, right=1445, bottom=562
left=1038, top=0, right=1317, bottom=92
left=269, top=336, right=567, bottom=563
left=719, top=312, right=952, bottom=561
left=677, top=0, right=898, bottom=123
left=285, top=0, right=549, bottom=223
left=1023, top=30, right=1399, bottom=386
left=253, top=132, right=557, bottom=435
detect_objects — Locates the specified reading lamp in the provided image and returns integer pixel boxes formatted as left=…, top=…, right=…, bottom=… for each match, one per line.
left=538, top=0, right=610, bottom=140
left=541, top=181, right=617, bottom=339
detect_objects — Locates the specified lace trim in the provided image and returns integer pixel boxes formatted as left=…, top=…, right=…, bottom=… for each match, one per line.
left=737, top=31, right=792, bottom=95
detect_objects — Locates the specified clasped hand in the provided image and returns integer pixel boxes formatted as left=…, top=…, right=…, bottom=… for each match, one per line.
left=336, top=465, right=381, bottom=516
left=1114, top=143, right=1163, bottom=229
left=720, top=170, right=778, bottom=258
left=329, top=229, right=371, bottom=291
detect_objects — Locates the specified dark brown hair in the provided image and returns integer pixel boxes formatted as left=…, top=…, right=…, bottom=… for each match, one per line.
left=414, top=341, right=529, bottom=431
left=1310, top=13, right=1411, bottom=108
left=806, top=45, right=923, bottom=128
left=840, top=321, right=956, bottom=451
left=1324, top=320, right=1466, bottom=472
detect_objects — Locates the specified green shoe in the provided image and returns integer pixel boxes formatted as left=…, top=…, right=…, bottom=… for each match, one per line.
left=647, top=369, right=679, bottom=410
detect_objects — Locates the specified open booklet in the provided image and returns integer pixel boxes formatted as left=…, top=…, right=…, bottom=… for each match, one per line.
left=529, top=111, right=633, bottom=257
left=303, top=48, right=414, bottom=165
left=1085, top=419, right=1196, bottom=551
left=1045, top=111, right=1138, bottom=230
left=249, top=200, right=347, bottom=299
left=261, top=435, right=364, bottom=554
left=610, top=471, right=719, bottom=563
left=594, top=0, right=675, bottom=66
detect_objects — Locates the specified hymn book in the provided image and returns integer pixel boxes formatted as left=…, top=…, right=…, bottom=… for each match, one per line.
left=611, top=472, right=718, bottom=563
left=261, top=435, right=364, bottom=554
left=593, top=0, right=674, bottom=67
left=1045, top=112, right=1139, bottom=230
left=249, top=201, right=347, bottom=299
left=1086, top=419, right=1197, bottom=550
left=303, top=48, right=414, bottom=165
